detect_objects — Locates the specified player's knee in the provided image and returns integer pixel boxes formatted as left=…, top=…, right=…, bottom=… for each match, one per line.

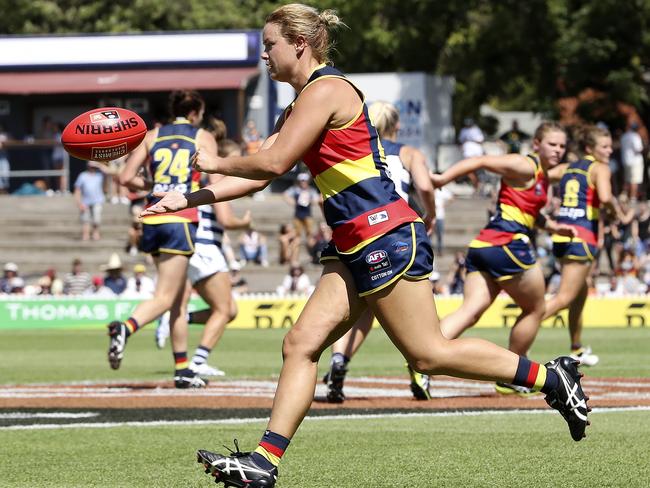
left=281, top=327, right=320, bottom=362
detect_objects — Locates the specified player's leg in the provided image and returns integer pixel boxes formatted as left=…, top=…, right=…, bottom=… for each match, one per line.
left=191, top=271, right=233, bottom=376
left=198, top=261, right=367, bottom=484
left=439, top=270, right=500, bottom=339
left=498, top=263, right=546, bottom=356
left=323, top=308, right=374, bottom=402
left=544, top=260, right=591, bottom=320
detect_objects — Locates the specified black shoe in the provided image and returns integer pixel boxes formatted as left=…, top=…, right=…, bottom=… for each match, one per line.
left=544, top=356, right=590, bottom=441
left=107, top=321, right=127, bottom=370
left=174, top=371, right=208, bottom=389
left=197, top=442, right=277, bottom=488
left=323, top=361, right=347, bottom=403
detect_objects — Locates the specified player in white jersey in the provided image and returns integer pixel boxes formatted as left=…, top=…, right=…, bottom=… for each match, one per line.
left=322, top=101, right=437, bottom=402
left=156, top=139, right=252, bottom=376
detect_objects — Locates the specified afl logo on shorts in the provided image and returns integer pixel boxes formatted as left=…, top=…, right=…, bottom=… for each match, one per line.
left=366, top=249, right=391, bottom=274
left=366, top=250, right=387, bottom=264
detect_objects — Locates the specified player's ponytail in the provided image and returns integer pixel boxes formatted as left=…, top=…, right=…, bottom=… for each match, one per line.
left=168, top=90, right=204, bottom=119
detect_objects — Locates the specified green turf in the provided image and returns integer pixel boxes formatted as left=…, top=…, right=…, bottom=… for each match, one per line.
left=1, top=410, right=648, bottom=487
left=1, top=327, right=649, bottom=486
left=0, top=326, right=648, bottom=384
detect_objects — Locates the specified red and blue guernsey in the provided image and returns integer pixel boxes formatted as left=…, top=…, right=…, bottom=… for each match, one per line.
left=553, top=156, right=600, bottom=246
left=470, top=154, right=548, bottom=248
left=293, top=65, right=419, bottom=253
left=142, top=117, right=201, bottom=224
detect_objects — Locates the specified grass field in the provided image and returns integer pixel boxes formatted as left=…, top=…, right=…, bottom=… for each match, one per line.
left=1, top=326, right=649, bottom=487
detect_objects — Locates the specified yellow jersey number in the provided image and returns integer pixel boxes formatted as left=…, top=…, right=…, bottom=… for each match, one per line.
left=562, top=178, right=580, bottom=208
left=152, top=148, right=191, bottom=193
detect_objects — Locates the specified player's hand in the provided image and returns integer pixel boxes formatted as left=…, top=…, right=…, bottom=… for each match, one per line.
left=553, top=223, right=577, bottom=238
left=191, top=149, right=221, bottom=174
left=423, top=214, right=436, bottom=236
left=139, top=191, right=188, bottom=217
left=430, top=172, right=446, bottom=188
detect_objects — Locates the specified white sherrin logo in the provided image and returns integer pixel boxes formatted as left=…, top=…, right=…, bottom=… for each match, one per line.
left=368, top=210, right=389, bottom=226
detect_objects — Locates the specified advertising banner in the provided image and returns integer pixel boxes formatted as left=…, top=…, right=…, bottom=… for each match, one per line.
left=0, top=295, right=647, bottom=330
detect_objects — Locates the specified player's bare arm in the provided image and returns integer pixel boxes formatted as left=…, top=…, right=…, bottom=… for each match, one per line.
left=191, top=79, right=345, bottom=179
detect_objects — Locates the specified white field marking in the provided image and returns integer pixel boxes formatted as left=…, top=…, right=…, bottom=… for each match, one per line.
left=0, top=412, right=99, bottom=419
left=1, top=406, right=649, bottom=431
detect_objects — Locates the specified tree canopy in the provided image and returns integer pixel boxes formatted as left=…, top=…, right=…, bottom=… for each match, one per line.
left=2, top=0, right=649, bottom=129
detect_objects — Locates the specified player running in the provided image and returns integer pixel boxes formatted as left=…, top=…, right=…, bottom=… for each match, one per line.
left=107, top=90, right=213, bottom=388
left=543, top=125, right=623, bottom=366
left=322, top=100, right=437, bottom=403
left=431, top=122, right=575, bottom=395
left=143, top=5, right=590, bottom=486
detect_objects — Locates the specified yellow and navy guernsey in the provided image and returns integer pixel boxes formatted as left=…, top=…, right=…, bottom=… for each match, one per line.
left=142, top=117, right=201, bottom=225
left=293, top=65, right=419, bottom=254
left=552, top=156, right=600, bottom=260
left=471, top=154, right=548, bottom=248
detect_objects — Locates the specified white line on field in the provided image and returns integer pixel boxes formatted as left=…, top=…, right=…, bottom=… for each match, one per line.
left=1, top=406, right=648, bottom=431
left=0, top=412, right=99, bottom=419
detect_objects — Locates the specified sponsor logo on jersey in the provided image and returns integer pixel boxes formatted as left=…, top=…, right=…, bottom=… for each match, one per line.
left=368, top=210, right=389, bottom=226
left=392, top=241, right=409, bottom=252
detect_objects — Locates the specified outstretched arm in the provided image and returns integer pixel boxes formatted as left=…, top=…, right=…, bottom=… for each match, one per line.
left=431, top=153, right=535, bottom=188
left=592, top=164, right=622, bottom=220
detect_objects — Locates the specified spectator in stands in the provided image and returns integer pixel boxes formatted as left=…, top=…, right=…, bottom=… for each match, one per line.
left=74, top=161, right=105, bottom=241
left=51, top=122, right=67, bottom=192
left=620, top=122, right=645, bottom=201
left=635, top=200, right=650, bottom=249
left=239, top=227, right=269, bottom=267
left=458, top=117, right=484, bottom=191
left=125, top=263, right=155, bottom=298
left=276, top=264, right=313, bottom=296
left=433, top=182, right=453, bottom=255
left=242, top=119, right=263, bottom=155
left=37, top=275, right=53, bottom=295
left=126, top=188, right=148, bottom=256
left=0, top=124, right=10, bottom=194
left=615, top=249, right=644, bottom=294
left=499, top=120, right=529, bottom=154
left=63, top=258, right=92, bottom=295
left=447, top=251, right=467, bottom=295
left=278, top=223, right=300, bottom=265
left=101, top=253, right=127, bottom=295
left=86, top=275, right=114, bottom=297
left=283, top=172, right=320, bottom=249
left=308, top=222, right=332, bottom=264
left=0, top=262, right=20, bottom=294
left=45, top=268, right=64, bottom=295
left=37, top=116, right=56, bottom=174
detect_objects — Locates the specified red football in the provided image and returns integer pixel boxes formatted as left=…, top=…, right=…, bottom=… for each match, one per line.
left=61, top=107, right=147, bottom=161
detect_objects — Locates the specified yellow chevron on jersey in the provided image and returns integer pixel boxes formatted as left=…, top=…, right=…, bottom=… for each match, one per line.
left=314, top=153, right=380, bottom=200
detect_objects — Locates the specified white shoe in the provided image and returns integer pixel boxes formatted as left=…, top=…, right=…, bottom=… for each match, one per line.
left=190, top=361, right=225, bottom=377
left=570, top=346, right=599, bottom=367
left=155, top=313, right=170, bottom=349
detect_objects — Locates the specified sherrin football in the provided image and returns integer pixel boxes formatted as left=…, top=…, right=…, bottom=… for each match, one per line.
left=62, top=107, right=147, bottom=161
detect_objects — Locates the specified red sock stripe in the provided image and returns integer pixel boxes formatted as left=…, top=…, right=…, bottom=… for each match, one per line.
left=126, top=319, right=138, bottom=333
left=525, top=362, right=540, bottom=388
left=259, top=441, right=285, bottom=458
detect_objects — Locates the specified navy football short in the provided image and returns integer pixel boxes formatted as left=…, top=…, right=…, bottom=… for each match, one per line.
left=465, top=238, right=536, bottom=281
left=141, top=222, right=197, bottom=256
left=321, top=221, right=433, bottom=296
left=552, top=240, right=597, bottom=262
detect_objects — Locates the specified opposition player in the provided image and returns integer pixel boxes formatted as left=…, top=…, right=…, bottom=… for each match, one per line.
left=107, top=90, right=213, bottom=388
left=431, top=122, right=575, bottom=395
left=323, top=100, right=436, bottom=402
left=543, top=125, right=623, bottom=366
left=143, top=5, right=589, bottom=486
left=185, top=139, right=252, bottom=376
